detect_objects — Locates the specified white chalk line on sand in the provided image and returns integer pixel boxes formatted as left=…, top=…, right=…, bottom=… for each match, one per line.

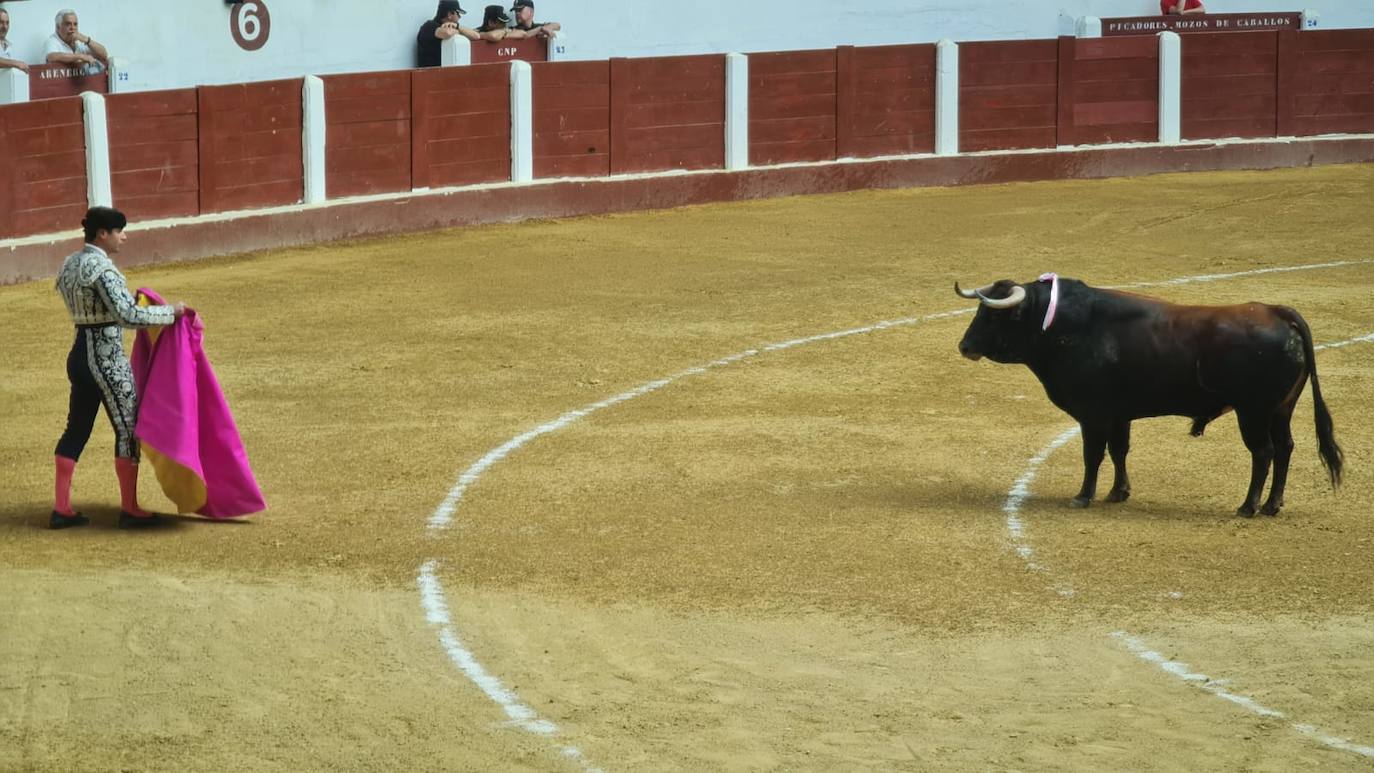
left=420, top=257, right=1373, bottom=765
left=1002, top=331, right=1374, bottom=760
left=1112, top=633, right=1374, bottom=758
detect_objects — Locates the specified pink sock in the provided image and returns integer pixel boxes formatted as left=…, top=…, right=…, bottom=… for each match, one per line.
left=114, top=457, right=151, bottom=517
left=54, top=456, right=77, bottom=516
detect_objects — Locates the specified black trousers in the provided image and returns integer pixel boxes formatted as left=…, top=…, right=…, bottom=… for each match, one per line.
left=55, top=324, right=140, bottom=462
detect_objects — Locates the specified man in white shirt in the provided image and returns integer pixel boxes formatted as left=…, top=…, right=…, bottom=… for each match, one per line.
left=0, top=8, right=30, bottom=73
left=44, top=8, right=107, bottom=75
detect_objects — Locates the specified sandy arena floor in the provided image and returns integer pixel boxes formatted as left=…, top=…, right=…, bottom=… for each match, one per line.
left=2, top=163, right=1373, bottom=771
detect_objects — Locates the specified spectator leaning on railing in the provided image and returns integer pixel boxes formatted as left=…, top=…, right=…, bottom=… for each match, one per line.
left=1160, top=0, right=1205, bottom=14
left=0, top=7, right=30, bottom=72
left=476, top=5, right=515, bottom=41
left=417, top=0, right=479, bottom=68
left=509, top=0, right=560, bottom=39
left=44, top=8, right=107, bottom=75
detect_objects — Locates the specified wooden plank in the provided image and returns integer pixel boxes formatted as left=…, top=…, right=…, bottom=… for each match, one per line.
left=427, top=134, right=510, bottom=160
left=534, top=154, right=609, bottom=178
left=1290, top=114, right=1374, bottom=135
left=747, top=49, right=835, bottom=77
left=110, top=114, right=199, bottom=143
left=534, top=130, right=612, bottom=157
left=960, top=39, right=1059, bottom=65
left=327, top=93, right=411, bottom=125
left=1182, top=31, right=1279, bottom=58
left=212, top=155, right=305, bottom=188
left=15, top=176, right=88, bottom=210
left=1075, top=100, right=1157, bottom=126
left=11, top=151, right=86, bottom=183
left=111, top=165, right=199, bottom=193
left=1297, top=29, right=1374, bottom=53
left=960, top=105, right=1057, bottom=129
left=960, top=83, right=1059, bottom=109
left=751, top=93, right=839, bottom=122
left=7, top=124, right=86, bottom=159
left=850, top=44, right=934, bottom=70
left=0, top=110, right=11, bottom=237
left=1291, top=72, right=1374, bottom=95
left=620, top=55, right=724, bottom=83
left=410, top=69, right=430, bottom=189
left=960, top=126, right=1057, bottom=152
left=851, top=88, right=936, bottom=113
left=749, top=138, right=836, bottom=166
left=1077, top=36, right=1157, bottom=60
left=533, top=106, right=610, bottom=133
left=1183, top=53, right=1279, bottom=77
left=623, top=123, right=725, bottom=153
left=623, top=100, right=724, bottom=129
left=1183, top=72, right=1277, bottom=99
left=1293, top=93, right=1374, bottom=117
left=1182, top=115, right=1276, bottom=140
left=843, top=132, right=935, bottom=158
left=322, top=70, right=411, bottom=99
left=749, top=71, right=837, bottom=97
left=533, top=83, right=611, bottom=110
left=608, top=57, right=631, bottom=174
left=1276, top=30, right=1298, bottom=137
left=960, top=60, right=1058, bottom=87
left=328, top=170, right=412, bottom=198
left=1076, top=58, right=1160, bottom=83
left=205, top=179, right=302, bottom=212
left=1294, top=50, right=1374, bottom=75
left=426, top=158, right=509, bottom=187
left=106, top=88, right=198, bottom=117
left=1057, top=36, right=1076, bottom=146
left=109, top=140, right=199, bottom=173
left=329, top=120, right=410, bottom=147
left=210, top=131, right=301, bottom=163
left=10, top=203, right=86, bottom=238
left=749, top=116, right=836, bottom=145
left=836, top=45, right=856, bottom=157
left=848, top=110, right=936, bottom=137
left=114, top=190, right=199, bottom=221
left=325, top=143, right=409, bottom=174
left=1072, top=123, right=1156, bottom=145
left=615, top=145, right=723, bottom=173
left=1076, top=78, right=1158, bottom=103
left=428, top=112, right=509, bottom=140
left=531, top=60, right=609, bottom=87
left=1, top=97, right=83, bottom=131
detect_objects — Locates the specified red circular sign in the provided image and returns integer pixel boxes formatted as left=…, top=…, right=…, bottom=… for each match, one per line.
left=230, top=1, right=272, bottom=52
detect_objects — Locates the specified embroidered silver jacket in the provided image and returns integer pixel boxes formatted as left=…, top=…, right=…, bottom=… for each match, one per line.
left=55, top=245, right=176, bottom=328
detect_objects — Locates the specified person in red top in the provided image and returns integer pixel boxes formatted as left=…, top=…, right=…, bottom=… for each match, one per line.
left=1161, top=0, right=1205, bottom=14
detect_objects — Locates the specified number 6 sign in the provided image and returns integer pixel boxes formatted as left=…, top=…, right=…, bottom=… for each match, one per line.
left=230, top=1, right=272, bottom=51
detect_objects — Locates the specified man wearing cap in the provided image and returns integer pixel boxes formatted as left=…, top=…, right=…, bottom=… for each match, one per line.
left=509, top=0, right=560, bottom=38
left=475, top=5, right=514, bottom=40
left=417, top=0, right=479, bottom=68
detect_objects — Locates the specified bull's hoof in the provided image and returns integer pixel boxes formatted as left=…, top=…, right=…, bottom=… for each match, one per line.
left=1069, top=497, right=1092, bottom=509
left=1105, top=489, right=1131, bottom=503
left=1236, top=504, right=1257, bottom=518
left=1259, top=501, right=1283, bottom=517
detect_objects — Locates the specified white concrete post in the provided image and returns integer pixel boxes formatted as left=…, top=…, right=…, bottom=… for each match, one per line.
left=547, top=34, right=570, bottom=62
left=1158, top=31, right=1182, bottom=145
left=107, top=57, right=124, bottom=94
left=81, top=92, right=112, bottom=208
left=0, top=67, right=28, bottom=105
left=510, top=60, right=533, bottom=183
left=935, top=39, right=959, bottom=156
left=724, top=52, right=748, bottom=171
left=1076, top=16, right=1103, bottom=38
left=441, top=36, right=471, bottom=67
left=302, top=75, right=327, bottom=204
left=1301, top=9, right=1320, bottom=29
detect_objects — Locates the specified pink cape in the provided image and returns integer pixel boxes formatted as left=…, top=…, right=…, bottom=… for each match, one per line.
left=131, top=288, right=266, bottom=518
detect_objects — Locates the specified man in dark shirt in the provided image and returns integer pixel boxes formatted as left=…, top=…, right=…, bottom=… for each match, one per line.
left=417, top=0, right=478, bottom=68
left=509, top=0, right=561, bottom=38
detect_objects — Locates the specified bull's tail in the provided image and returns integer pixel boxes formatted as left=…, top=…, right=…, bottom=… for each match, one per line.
left=1277, top=307, right=1344, bottom=488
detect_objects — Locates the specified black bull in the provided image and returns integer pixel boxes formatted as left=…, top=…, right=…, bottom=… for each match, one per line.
left=956, top=277, right=1343, bottom=516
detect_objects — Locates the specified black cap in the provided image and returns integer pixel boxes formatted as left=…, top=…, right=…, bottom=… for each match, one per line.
left=483, top=4, right=510, bottom=24
left=436, top=0, right=465, bottom=18
left=511, top=0, right=534, bottom=9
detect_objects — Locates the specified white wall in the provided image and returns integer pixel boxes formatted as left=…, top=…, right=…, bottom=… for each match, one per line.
left=0, top=0, right=1369, bottom=92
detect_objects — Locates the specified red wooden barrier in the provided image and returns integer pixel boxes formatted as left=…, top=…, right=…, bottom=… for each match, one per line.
left=748, top=49, right=837, bottom=166
left=1284, top=29, right=1374, bottom=136
left=412, top=63, right=511, bottom=188
left=107, top=89, right=200, bottom=221
left=0, top=97, right=87, bottom=238
left=27, top=64, right=109, bottom=101
left=838, top=44, right=936, bottom=158
left=323, top=71, right=412, bottom=198
left=609, top=55, right=726, bottom=174
left=959, top=39, right=1058, bottom=151
left=532, top=61, right=610, bottom=178
left=197, top=78, right=304, bottom=214
left=1181, top=32, right=1278, bottom=141
left=471, top=37, right=548, bottom=64
left=1058, top=35, right=1159, bottom=146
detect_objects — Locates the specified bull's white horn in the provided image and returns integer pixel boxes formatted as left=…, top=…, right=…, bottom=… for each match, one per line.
left=955, top=281, right=993, bottom=299
left=975, top=285, right=1026, bottom=309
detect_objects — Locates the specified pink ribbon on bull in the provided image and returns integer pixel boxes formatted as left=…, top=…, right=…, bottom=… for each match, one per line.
left=1038, top=272, right=1059, bottom=331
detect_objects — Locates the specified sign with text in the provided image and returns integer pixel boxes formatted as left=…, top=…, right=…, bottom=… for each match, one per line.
left=470, top=37, right=548, bottom=64
left=1102, top=12, right=1302, bottom=36
left=28, top=64, right=109, bottom=100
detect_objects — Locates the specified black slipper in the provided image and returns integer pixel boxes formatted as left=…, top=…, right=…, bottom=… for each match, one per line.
left=118, top=511, right=164, bottom=529
left=50, top=510, right=90, bottom=529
